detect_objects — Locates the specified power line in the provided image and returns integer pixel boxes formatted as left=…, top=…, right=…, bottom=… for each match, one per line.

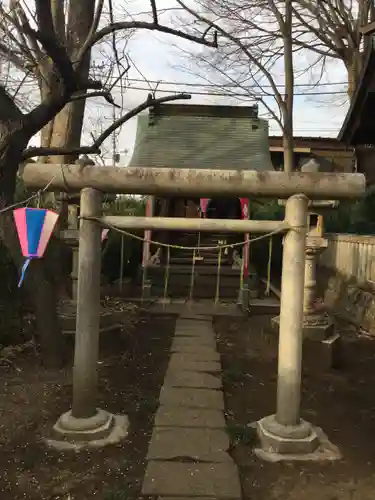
left=6, top=75, right=348, bottom=93
left=124, top=77, right=347, bottom=89
left=126, top=84, right=347, bottom=98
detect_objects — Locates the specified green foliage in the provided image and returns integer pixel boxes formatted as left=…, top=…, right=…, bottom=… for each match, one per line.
left=101, top=196, right=146, bottom=283
left=222, top=365, right=244, bottom=383
left=226, top=422, right=257, bottom=446
left=249, top=200, right=284, bottom=276
left=250, top=199, right=284, bottom=221
left=0, top=242, right=24, bottom=346
left=103, top=195, right=146, bottom=216
left=102, top=489, right=129, bottom=499
left=325, top=194, right=375, bottom=235
left=0, top=241, right=17, bottom=298
left=14, top=177, right=30, bottom=204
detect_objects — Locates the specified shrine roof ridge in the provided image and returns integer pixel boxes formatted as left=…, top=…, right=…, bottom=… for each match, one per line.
left=151, top=102, right=259, bottom=119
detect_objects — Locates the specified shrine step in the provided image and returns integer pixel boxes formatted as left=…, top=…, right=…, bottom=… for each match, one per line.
left=148, top=274, right=241, bottom=288
left=146, top=265, right=246, bottom=276
left=135, top=284, right=240, bottom=299
left=170, top=257, right=230, bottom=265
left=144, top=264, right=245, bottom=300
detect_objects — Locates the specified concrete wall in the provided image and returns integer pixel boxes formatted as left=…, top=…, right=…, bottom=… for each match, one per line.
left=319, top=234, right=375, bottom=334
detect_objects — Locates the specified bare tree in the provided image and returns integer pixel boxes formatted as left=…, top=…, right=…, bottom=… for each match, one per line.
left=174, top=0, right=374, bottom=172
left=291, top=0, right=375, bottom=98
left=178, top=1, right=374, bottom=100
left=0, top=0, right=217, bottom=367
left=176, top=0, right=296, bottom=172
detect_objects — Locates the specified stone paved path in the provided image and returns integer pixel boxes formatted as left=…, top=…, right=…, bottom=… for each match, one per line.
left=142, top=313, right=242, bottom=499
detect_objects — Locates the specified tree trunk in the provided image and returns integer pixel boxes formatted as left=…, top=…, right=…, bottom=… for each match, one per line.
left=282, top=0, right=294, bottom=173
left=40, top=85, right=89, bottom=229
left=37, top=0, right=96, bottom=294
left=0, top=91, right=67, bottom=367
left=39, top=93, right=89, bottom=298
left=346, top=55, right=362, bottom=100
left=0, top=175, right=67, bottom=367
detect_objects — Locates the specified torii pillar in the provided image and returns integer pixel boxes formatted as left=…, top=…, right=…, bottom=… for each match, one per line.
left=257, top=194, right=322, bottom=456
left=48, top=188, right=129, bottom=449
left=272, top=161, right=339, bottom=371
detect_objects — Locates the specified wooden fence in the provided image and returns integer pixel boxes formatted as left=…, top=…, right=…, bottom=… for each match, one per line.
left=320, top=234, right=375, bottom=283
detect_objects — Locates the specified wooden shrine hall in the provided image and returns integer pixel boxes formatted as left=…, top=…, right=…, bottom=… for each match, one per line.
left=127, top=103, right=275, bottom=301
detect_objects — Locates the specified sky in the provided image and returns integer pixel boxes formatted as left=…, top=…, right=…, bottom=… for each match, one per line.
left=27, top=0, right=350, bottom=164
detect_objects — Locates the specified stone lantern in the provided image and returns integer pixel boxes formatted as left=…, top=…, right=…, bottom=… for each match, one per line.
left=302, top=199, right=341, bottom=371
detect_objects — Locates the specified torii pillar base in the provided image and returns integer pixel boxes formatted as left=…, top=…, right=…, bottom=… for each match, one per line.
left=257, top=415, right=318, bottom=454
left=255, top=415, right=341, bottom=462
left=45, top=409, right=129, bottom=451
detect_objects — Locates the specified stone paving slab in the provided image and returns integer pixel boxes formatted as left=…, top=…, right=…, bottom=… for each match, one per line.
left=160, top=387, right=224, bottom=410
left=142, top=461, right=242, bottom=498
left=157, top=497, right=219, bottom=500
left=170, top=350, right=220, bottom=363
left=176, top=322, right=212, bottom=329
left=175, top=322, right=214, bottom=330
left=164, top=369, right=222, bottom=389
left=168, top=357, right=221, bottom=373
left=141, top=311, right=242, bottom=500
left=171, top=338, right=220, bottom=354
left=179, top=315, right=212, bottom=322
left=176, top=316, right=212, bottom=322
left=154, top=406, right=226, bottom=429
left=177, top=317, right=212, bottom=323
left=147, top=427, right=232, bottom=462
left=172, top=336, right=216, bottom=348
left=174, top=329, right=215, bottom=339
left=171, top=345, right=220, bottom=359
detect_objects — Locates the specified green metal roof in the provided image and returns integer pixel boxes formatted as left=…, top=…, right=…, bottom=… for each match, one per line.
left=128, top=103, right=274, bottom=171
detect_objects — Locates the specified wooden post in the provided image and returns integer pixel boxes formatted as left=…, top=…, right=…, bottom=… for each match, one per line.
left=240, top=198, right=250, bottom=280
left=142, top=196, right=154, bottom=267
left=72, top=188, right=102, bottom=419
left=119, top=235, right=125, bottom=292
left=71, top=244, right=79, bottom=301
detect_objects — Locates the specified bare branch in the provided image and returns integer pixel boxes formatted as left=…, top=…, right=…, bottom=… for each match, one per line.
left=0, top=42, right=26, bottom=70
left=69, top=90, right=120, bottom=107
left=83, top=20, right=217, bottom=60
left=176, top=0, right=284, bottom=106
left=23, top=78, right=102, bottom=137
left=150, top=0, right=158, bottom=24
left=22, top=26, right=77, bottom=89
left=0, top=4, right=41, bottom=72
left=0, top=84, right=23, bottom=122
left=76, top=0, right=105, bottom=64
left=360, top=20, right=375, bottom=35
left=22, top=92, right=192, bottom=160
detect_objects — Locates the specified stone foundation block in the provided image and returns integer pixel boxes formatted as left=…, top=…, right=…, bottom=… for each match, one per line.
left=257, top=415, right=319, bottom=455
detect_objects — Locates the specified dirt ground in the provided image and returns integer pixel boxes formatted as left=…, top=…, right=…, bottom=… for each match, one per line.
left=214, top=314, right=375, bottom=500
left=0, top=310, right=175, bottom=500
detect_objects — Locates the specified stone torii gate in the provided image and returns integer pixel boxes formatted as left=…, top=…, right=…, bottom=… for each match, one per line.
left=20, top=163, right=365, bottom=455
